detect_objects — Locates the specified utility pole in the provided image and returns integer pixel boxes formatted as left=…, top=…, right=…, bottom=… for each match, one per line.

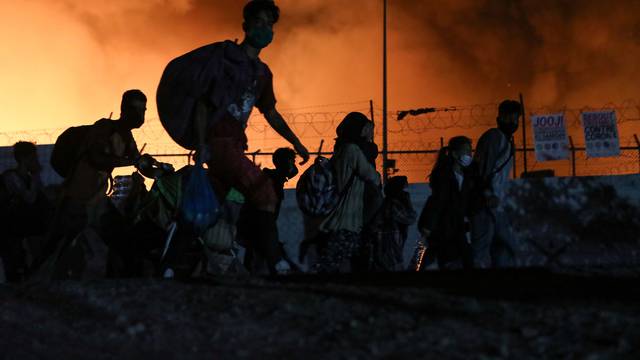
left=382, top=0, right=389, bottom=184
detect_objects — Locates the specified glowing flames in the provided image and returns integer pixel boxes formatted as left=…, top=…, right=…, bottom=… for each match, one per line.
left=0, top=0, right=638, bottom=137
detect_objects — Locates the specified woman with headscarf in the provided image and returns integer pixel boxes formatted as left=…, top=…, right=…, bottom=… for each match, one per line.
left=315, top=112, right=381, bottom=273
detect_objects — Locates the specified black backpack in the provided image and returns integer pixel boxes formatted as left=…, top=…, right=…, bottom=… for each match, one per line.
left=50, top=125, right=93, bottom=178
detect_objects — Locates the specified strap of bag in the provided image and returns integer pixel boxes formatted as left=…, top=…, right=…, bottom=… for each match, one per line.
left=492, top=140, right=514, bottom=177
left=481, top=138, right=513, bottom=190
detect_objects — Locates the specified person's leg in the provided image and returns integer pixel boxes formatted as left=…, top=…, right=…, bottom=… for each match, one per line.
left=491, top=212, right=517, bottom=268
left=31, top=198, right=88, bottom=280
left=315, top=231, right=343, bottom=273
left=461, top=240, right=474, bottom=269
left=350, top=231, right=371, bottom=273
left=160, top=223, right=201, bottom=279
left=246, top=210, right=281, bottom=274
left=208, top=120, right=282, bottom=274
left=1, top=237, right=25, bottom=282
left=470, top=209, right=496, bottom=269
left=315, top=230, right=359, bottom=273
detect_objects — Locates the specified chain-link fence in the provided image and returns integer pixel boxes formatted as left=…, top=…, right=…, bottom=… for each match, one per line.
left=1, top=100, right=639, bottom=185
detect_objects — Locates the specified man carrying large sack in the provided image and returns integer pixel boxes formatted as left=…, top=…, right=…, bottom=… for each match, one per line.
left=157, top=0, right=309, bottom=274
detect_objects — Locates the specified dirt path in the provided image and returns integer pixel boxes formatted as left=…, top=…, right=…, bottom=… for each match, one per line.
left=1, top=270, right=639, bottom=359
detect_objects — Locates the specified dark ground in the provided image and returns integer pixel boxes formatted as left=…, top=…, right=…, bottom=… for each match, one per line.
left=1, top=268, right=639, bottom=359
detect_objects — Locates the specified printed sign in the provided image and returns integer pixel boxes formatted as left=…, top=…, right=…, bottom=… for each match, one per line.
left=581, top=110, right=620, bottom=158
left=531, top=113, right=570, bottom=161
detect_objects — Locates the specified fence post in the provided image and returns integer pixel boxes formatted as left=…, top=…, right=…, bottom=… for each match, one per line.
left=634, top=134, right=640, bottom=174
left=252, top=150, right=261, bottom=164
left=519, top=93, right=527, bottom=177
left=512, top=138, right=517, bottom=179
left=569, top=136, right=576, bottom=177
left=369, top=100, right=375, bottom=124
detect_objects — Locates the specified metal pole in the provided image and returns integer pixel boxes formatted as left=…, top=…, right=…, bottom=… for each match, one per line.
left=440, top=137, right=444, bottom=148
left=519, top=93, right=527, bottom=177
left=382, top=0, right=389, bottom=184
left=569, top=136, right=576, bottom=176
left=512, top=138, right=517, bottom=179
left=369, top=99, right=375, bottom=124
left=634, top=134, right=640, bottom=174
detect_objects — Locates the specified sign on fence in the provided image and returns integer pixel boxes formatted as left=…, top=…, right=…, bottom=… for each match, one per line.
left=581, top=110, right=620, bottom=158
left=531, top=113, right=570, bottom=161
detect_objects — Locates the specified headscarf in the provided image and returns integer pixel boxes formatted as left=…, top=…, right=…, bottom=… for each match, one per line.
left=334, top=112, right=377, bottom=166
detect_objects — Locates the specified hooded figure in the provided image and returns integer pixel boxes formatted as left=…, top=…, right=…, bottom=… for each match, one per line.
left=314, top=112, right=381, bottom=273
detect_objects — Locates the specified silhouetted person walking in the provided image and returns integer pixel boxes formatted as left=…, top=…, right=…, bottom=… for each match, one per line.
left=470, top=100, right=520, bottom=268
left=157, top=0, right=309, bottom=274
left=369, top=176, right=416, bottom=271
left=36, top=90, right=166, bottom=280
left=238, top=147, right=299, bottom=274
left=0, top=142, right=51, bottom=281
left=315, top=112, right=380, bottom=273
left=417, top=136, right=474, bottom=270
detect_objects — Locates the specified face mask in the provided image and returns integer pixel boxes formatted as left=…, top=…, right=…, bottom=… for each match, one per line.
left=247, top=25, right=274, bottom=49
left=457, top=154, right=472, bottom=168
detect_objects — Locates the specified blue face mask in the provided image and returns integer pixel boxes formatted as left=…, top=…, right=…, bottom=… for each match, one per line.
left=247, top=25, right=274, bottom=49
left=457, top=154, right=473, bottom=168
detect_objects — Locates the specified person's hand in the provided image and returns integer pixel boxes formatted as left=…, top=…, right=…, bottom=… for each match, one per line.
left=294, top=141, right=310, bottom=165
left=298, top=241, right=310, bottom=263
left=160, top=162, right=175, bottom=173
left=135, top=154, right=154, bottom=170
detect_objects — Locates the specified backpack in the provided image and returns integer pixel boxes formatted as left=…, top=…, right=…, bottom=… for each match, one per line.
left=296, top=156, right=354, bottom=217
left=50, top=125, right=93, bottom=178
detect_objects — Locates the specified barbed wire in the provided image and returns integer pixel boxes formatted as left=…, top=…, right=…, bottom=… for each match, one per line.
left=1, top=100, right=639, bottom=183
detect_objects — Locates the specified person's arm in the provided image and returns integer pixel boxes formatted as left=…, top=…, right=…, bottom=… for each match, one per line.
left=473, top=129, right=502, bottom=183
left=194, top=100, right=210, bottom=163
left=120, top=134, right=173, bottom=179
left=349, top=144, right=380, bottom=186
left=263, top=107, right=309, bottom=165
left=473, top=129, right=504, bottom=200
left=87, top=122, right=135, bottom=170
left=419, top=174, right=449, bottom=235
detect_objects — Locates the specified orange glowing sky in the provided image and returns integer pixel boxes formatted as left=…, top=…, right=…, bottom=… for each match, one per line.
left=1, top=0, right=639, bottom=135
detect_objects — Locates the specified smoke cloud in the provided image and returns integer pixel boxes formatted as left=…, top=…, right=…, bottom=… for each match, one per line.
left=0, top=0, right=638, bottom=133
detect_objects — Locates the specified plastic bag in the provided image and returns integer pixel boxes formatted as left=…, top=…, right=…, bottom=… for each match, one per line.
left=180, top=162, right=220, bottom=234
